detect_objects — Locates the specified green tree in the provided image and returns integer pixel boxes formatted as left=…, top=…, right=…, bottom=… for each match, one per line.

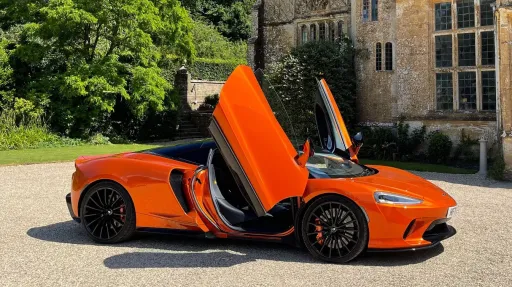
left=268, top=39, right=357, bottom=145
left=5, top=0, right=194, bottom=138
left=182, top=0, right=254, bottom=41
left=192, top=20, right=247, bottom=61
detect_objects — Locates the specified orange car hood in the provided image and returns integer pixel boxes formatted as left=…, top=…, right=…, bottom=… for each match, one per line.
left=353, top=166, right=450, bottom=202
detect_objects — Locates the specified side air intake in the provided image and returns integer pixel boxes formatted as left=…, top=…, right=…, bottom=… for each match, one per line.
left=170, top=170, right=190, bottom=213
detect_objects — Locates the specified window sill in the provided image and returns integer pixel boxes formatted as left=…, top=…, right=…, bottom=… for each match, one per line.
left=409, top=111, right=496, bottom=122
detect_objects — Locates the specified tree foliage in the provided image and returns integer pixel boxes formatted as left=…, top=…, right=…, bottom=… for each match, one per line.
left=192, top=20, right=247, bottom=61
left=0, top=0, right=194, bottom=139
left=267, top=39, right=357, bottom=145
left=181, top=0, right=253, bottom=41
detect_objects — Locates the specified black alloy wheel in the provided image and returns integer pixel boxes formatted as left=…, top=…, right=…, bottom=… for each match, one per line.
left=80, top=182, right=136, bottom=244
left=301, top=195, right=368, bottom=263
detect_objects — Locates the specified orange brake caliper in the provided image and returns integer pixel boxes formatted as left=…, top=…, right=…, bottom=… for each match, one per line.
left=315, top=218, right=324, bottom=245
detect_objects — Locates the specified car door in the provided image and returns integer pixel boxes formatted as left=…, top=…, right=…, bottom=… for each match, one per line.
left=209, top=65, right=310, bottom=217
left=315, top=79, right=359, bottom=162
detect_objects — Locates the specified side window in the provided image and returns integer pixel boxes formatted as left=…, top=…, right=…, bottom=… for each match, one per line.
left=301, top=25, right=308, bottom=44
left=385, top=42, right=393, bottom=71
left=363, top=0, right=370, bottom=22
left=310, top=24, right=317, bottom=41
left=376, top=43, right=382, bottom=71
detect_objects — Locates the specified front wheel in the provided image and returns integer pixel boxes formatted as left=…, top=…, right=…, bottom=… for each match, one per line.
left=300, top=195, right=368, bottom=263
left=80, top=182, right=136, bottom=244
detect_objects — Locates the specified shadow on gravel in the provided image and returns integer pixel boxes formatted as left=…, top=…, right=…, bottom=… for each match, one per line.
left=27, top=221, right=445, bottom=268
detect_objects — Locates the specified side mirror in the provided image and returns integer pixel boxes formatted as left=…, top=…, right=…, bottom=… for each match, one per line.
left=352, top=132, right=364, bottom=148
left=296, top=139, right=314, bottom=168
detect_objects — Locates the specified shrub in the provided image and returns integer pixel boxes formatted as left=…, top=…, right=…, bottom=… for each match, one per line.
left=198, top=94, right=219, bottom=111
left=161, top=57, right=243, bottom=82
left=88, top=134, right=111, bottom=146
left=189, top=58, right=243, bottom=81
left=204, top=94, right=219, bottom=106
left=0, top=109, right=83, bottom=150
left=489, top=152, right=506, bottom=181
left=453, top=129, right=479, bottom=162
left=358, top=127, right=397, bottom=160
left=192, top=21, right=248, bottom=62
left=267, top=38, right=357, bottom=144
left=427, top=131, right=453, bottom=163
left=397, top=119, right=427, bottom=160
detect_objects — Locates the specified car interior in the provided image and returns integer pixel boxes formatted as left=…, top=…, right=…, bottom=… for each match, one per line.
left=145, top=140, right=297, bottom=234
left=209, top=149, right=296, bottom=233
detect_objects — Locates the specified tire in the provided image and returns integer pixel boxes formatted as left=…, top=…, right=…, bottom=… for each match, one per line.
left=80, top=181, right=136, bottom=244
left=300, top=195, right=368, bottom=263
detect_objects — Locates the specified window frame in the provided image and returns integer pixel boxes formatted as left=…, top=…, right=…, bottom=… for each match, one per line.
left=310, top=24, right=317, bottom=41
left=376, top=43, right=382, bottom=71
left=385, top=42, right=393, bottom=71
left=363, top=0, right=370, bottom=22
left=435, top=35, right=453, bottom=68
left=432, top=0, right=496, bottom=112
left=301, top=25, right=308, bottom=44
left=372, top=0, right=379, bottom=21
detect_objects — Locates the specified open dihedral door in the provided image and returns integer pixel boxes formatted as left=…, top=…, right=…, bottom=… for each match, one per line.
left=315, top=79, right=359, bottom=162
left=208, top=65, right=309, bottom=217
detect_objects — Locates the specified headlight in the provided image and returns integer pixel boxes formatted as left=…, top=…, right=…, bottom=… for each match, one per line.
left=374, top=192, right=423, bottom=205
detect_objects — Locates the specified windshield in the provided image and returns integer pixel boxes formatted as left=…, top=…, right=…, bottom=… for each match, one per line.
left=307, top=153, right=367, bottom=178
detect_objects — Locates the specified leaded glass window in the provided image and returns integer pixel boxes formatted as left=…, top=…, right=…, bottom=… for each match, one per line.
left=482, top=71, right=496, bottom=111
left=481, top=31, right=495, bottom=65
left=480, top=0, right=495, bottom=26
left=385, top=42, right=393, bottom=71
left=457, top=0, right=475, bottom=28
left=376, top=43, right=382, bottom=71
left=319, top=23, right=326, bottom=41
left=436, top=73, right=454, bottom=110
left=436, top=35, right=453, bottom=67
left=458, top=72, right=477, bottom=110
left=458, top=33, right=475, bottom=66
left=363, top=0, right=370, bottom=22
left=435, top=3, right=452, bottom=31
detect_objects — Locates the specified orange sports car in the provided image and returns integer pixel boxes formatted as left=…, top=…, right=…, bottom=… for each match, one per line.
left=66, top=65, right=457, bottom=263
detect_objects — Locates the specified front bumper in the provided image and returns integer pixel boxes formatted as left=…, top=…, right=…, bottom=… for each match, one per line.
left=368, top=222, right=456, bottom=252
left=66, top=193, right=81, bottom=223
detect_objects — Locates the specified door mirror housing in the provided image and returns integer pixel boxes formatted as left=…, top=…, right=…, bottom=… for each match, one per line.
left=352, top=132, right=364, bottom=148
left=296, top=139, right=314, bottom=168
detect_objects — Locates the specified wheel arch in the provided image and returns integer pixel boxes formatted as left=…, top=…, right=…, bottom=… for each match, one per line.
left=77, top=179, right=130, bottom=217
left=294, top=192, right=370, bottom=247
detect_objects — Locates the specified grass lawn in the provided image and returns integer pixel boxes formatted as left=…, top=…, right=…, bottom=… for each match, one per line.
left=0, top=144, right=162, bottom=166
left=0, top=144, right=478, bottom=175
left=361, top=159, right=477, bottom=174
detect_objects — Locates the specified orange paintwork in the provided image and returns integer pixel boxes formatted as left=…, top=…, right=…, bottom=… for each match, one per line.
left=69, top=65, right=456, bottom=251
left=212, top=65, right=309, bottom=212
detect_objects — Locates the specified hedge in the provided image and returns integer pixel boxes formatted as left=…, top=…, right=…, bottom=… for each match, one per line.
left=161, top=57, right=245, bottom=82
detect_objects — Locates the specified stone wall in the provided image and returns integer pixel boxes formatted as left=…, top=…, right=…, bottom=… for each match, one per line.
left=187, top=80, right=224, bottom=109
left=255, top=0, right=351, bottom=68
left=496, top=5, right=512, bottom=177
left=174, top=67, right=224, bottom=111
left=354, top=0, right=396, bottom=123
left=254, top=0, right=504, bottom=168
left=354, top=0, right=497, bottom=149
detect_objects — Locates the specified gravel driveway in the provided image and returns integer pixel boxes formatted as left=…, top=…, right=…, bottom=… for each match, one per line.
left=1, top=162, right=511, bottom=286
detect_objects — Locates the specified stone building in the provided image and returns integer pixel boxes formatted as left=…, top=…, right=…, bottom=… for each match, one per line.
left=248, top=0, right=512, bottom=176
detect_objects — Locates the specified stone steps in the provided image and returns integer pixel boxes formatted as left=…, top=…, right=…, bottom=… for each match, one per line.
left=176, top=117, right=205, bottom=140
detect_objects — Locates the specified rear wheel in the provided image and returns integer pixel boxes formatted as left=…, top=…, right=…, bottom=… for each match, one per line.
left=80, top=182, right=136, bottom=244
left=300, top=195, right=368, bottom=263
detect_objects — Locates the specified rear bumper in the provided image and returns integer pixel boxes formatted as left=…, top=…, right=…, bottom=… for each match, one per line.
left=66, top=193, right=81, bottom=223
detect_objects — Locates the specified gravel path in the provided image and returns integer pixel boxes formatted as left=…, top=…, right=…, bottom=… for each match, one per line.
left=1, top=163, right=511, bottom=287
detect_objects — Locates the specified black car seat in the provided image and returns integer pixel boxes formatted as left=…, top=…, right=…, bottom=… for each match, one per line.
left=209, top=162, right=257, bottom=226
